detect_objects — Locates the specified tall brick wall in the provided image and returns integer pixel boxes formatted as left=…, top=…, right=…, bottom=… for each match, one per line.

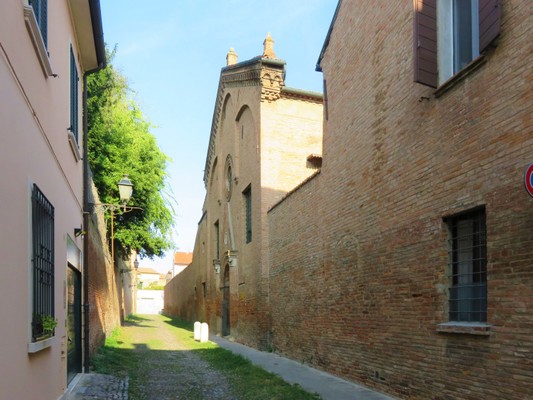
left=165, top=49, right=323, bottom=350
left=268, top=1, right=533, bottom=399
left=165, top=212, right=210, bottom=324
left=87, top=184, right=121, bottom=356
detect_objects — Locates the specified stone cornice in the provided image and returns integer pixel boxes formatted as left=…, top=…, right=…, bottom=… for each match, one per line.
left=203, top=57, right=287, bottom=186
left=281, top=87, right=324, bottom=103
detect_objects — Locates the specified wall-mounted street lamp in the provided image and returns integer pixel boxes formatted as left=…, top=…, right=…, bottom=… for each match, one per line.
left=91, top=175, right=143, bottom=321
left=121, top=255, right=140, bottom=274
left=91, top=174, right=143, bottom=270
left=118, top=174, right=133, bottom=205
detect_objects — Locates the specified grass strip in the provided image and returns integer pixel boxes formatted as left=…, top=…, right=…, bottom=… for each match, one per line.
left=162, top=315, right=321, bottom=400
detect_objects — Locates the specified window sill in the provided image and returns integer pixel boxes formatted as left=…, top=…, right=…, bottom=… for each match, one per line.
left=23, top=5, right=53, bottom=77
left=28, top=335, right=55, bottom=353
left=437, top=322, right=491, bottom=336
left=68, top=131, right=82, bottom=162
left=434, top=55, right=486, bottom=98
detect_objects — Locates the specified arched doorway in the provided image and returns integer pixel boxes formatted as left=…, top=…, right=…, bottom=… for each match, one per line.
left=222, top=265, right=230, bottom=336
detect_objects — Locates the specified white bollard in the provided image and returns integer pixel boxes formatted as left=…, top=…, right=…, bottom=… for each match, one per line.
left=200, top=322, right=209, bottom=343
left=194, top=321, right=201, bottom=341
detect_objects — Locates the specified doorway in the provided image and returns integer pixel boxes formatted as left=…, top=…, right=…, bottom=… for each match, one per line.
left=221, top=265, right=230, bottom=336
left=67, top=265, right=82, bottom=383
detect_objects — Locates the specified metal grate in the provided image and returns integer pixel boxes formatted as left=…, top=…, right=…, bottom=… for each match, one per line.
left=447, top=208, right=487, bottom=322
left=32, top=184, right=55, bottom=340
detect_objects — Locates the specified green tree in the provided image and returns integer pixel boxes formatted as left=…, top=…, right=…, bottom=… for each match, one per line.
left=87, top=47, right=174, bottom=258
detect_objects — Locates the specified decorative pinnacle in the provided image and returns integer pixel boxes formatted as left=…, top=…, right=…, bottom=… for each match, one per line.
left=226, top=48, right=238, bottom=66
left=262, top=32, right=276, bottom=59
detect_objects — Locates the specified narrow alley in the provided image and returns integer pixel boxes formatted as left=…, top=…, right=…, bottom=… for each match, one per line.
left=66, top=315, right=234, bottom=399
left=63, top=315, right=394, bottom=400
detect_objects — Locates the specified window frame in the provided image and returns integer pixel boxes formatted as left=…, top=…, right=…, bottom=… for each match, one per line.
left=437, top=0, right=480, bottom=84
left=214, top=220, right=220, bottom=259
left=70, top=45, right=79, bottom=143
left=413, top=0, right=501, bottom=88
left=24, top=0, right=53, bottom=76
left=30, top=0, right=47, bottom=48
left=31, top=184, right=55, bottom=343
left=445, top=207, right=487, bottom=324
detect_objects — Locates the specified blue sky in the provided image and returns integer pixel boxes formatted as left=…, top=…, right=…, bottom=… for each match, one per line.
left=100, top=0, right=337, bottom=272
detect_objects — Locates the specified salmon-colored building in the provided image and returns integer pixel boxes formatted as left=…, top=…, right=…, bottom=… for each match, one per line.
left=0, top=0, right=105, bottom=398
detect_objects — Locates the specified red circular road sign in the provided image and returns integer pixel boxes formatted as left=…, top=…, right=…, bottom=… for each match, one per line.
left=525, top=163, right=533, bottom=198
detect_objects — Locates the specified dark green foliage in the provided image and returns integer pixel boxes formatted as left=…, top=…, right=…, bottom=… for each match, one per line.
left=87, top=47, right=174, bottom=258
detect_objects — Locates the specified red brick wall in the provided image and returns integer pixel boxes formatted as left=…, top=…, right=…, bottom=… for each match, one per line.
left=165, top=214, right=210, bottom=324
left=269, top=1, right=533, bottom=399
left=87, top=185, right=121, bottom=356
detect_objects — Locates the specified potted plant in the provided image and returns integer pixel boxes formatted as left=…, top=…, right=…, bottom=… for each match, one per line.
left=40, top=315, right=58, bottom=337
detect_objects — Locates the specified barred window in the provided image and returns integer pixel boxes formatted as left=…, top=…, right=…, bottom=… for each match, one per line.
left=31, top=184, right=55, bottom=340
left=243, top=186, right=252, bottom=243
left=30, top=0, right=47, bottom=48
left=447, top=208, right=487, bottom=322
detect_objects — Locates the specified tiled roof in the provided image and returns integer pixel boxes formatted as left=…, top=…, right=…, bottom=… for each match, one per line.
left=173, top=252, right=193, bottom=265
left=137, top=267, right=159, bottom=275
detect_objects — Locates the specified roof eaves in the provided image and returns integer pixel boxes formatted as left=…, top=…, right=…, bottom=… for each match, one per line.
left=282, top=87, right=323, bottom=102
left=88, top=0, right=106, bottom=69
left=316, top=0, right=342, bottom=72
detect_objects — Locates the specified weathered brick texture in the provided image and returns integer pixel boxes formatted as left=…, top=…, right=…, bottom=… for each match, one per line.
left=164, top=45, right=323, bottom=350
left=269, top=1, right=533, bottom=399
left=87, top=184, right=121, bottom=356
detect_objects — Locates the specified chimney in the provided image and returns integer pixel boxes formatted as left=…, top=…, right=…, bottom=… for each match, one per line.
left=262, top=32, right=276, bottom=59
left=226, top=48, right=238, bottom=66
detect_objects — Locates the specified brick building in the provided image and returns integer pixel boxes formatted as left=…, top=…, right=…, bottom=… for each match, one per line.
left=268, top=0, right=533, bottom=399
left=165, top=35, right=323, bottom=347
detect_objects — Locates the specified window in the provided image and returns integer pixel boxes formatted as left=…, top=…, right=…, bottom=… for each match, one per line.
left=414, top=0, right=500, bottom=87
left=224, top=156, right=233, bottom=201
left=30, top=0, right=47, bottom=48
left=446, top=208, right=487, bottom=322
left=438, top=0, right=479, bottom=82
left=70, top=46, right=79, bottom=142
left=24, top=0, right=52, bottom=76
left=214, top=220, right=220, bottom=259
left=243, top=186, right=252, bottom=243
left=31, top=184, right=55, bottom=341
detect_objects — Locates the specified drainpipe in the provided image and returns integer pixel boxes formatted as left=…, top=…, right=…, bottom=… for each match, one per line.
left=83, top=0, right=106, bottom=373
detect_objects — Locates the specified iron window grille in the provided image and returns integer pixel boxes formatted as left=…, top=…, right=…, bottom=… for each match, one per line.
left=447, top=208, right=487, bottom=322
left=244, top=186, right=252, bottom=243
left=69, top=46, right=79, bottom=142
left=31, top=184, right=55, bottom=340
left=29, top=0, right=47, bottom=48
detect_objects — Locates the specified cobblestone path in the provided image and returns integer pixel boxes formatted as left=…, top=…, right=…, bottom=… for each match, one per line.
left=126, top=315, right=234, bottom=400
left=66, top=315, right=235, bottom=400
